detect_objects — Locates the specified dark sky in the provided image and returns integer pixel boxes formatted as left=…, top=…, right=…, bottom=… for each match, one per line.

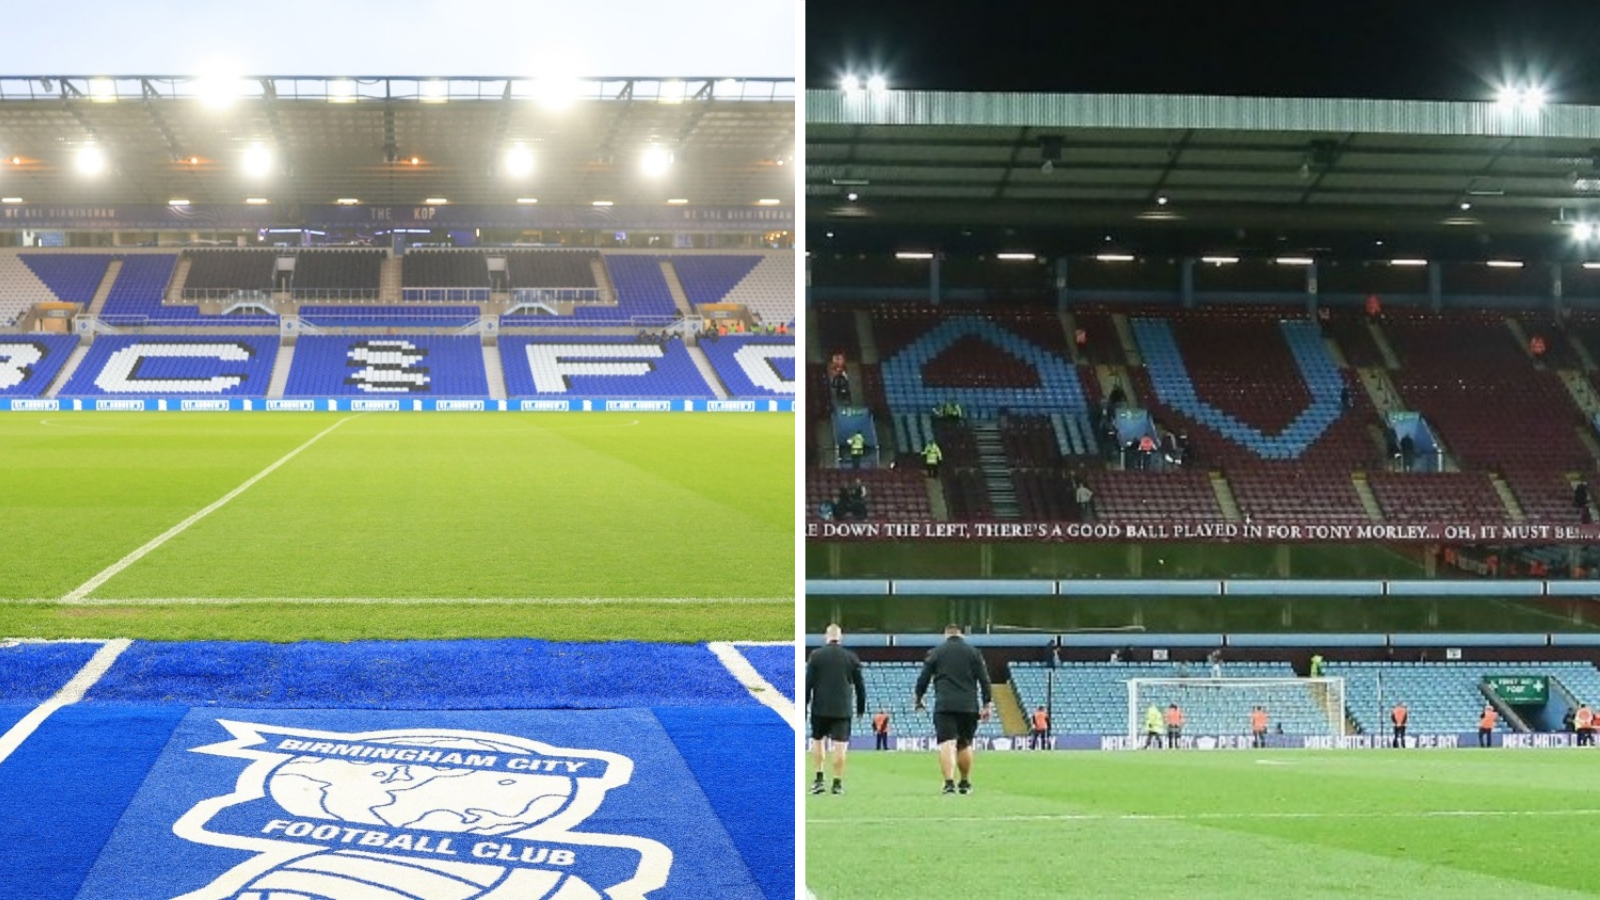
left=806, top=0, right=1600, bottom=103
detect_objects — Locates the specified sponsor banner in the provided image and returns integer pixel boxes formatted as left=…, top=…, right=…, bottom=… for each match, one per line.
left=1, top=397, right=790, bottom=413
left=846, top=732, right=1589, bottom=751
left=808, top=519, right=1600, bottom=544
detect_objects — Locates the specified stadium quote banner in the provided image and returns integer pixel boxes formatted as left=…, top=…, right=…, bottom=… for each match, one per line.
left=807, top=519, right=1600, bottom=544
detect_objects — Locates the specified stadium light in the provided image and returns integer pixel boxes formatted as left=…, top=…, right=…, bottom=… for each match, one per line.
left=532, top=73, right=583, bottom=111
left=1575, top=223, right=1597, bottom=242
left=88, top=78, right=117, bottom=102
left=1200, top=256, right=1239, bottom=265
left=846, top=191, right=859, bottom=202
left=1389, top=258, right=1428, bottom=266
left=168, top=199, right=190, bottom=206
left=1486, top=259, right=1524, bottom=268
left=196, top=74, right=248, bottom=110
left=424, top=197, right=448, bottom=205
left=1096, top=254, right=1136, bottom=262
left=244, top=197, right=269, bottom=205
left=641, top=145, right=672, bottom=178
left=335, top=198, right=361, bottom=205
left=516, top=197, right=538, bottom=204
left=666, top=198, right=689, bottom=205
left=997, top=252, right=1037, bottom=261
left=1275, top=257, right=1314, bottom=266
left=75, top=145, right=105, bottom=176
left=241, top=144, right=273, bottom=178
left=1, top=197, right=22, bottom=204
left=1584, top=262, right=1600, bottom=270
left=1156, top=195, right=1169, bottom=206
left=420, top=80, right=448, bottom=103
left=895, top=251, right=934, bottom=260
left=659, top=80, right=687, bottom=104
left=756, top=199, right=781, bottom=205
left=1495, top=83, right=1547, bottom=112
left=841, top=74, right=861, bottom=93
left=591, top=200, right=614, bottom=207
left=867, top=74, right=888, bottom=92
left=503, top=144, right=534, bottom=178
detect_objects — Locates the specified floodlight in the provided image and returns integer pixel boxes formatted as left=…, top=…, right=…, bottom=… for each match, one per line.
left=1156, top=195, right=1169, bottom=206
left=666, top=198, right=689, bottom=204
left=1, top=198, right=23, bottom=204
left=867, top=74, right=887, bottom=92
left=88, top=78, right=117, bottom=102
left=1275, top=257, right=1314, bottom=266
left=1200, top=256, right=1239, bottom=265
left=244, top=198, right=269, bottom=205
left=756, top=199, right=781, bottom=205
left=997, top=252, right=1037, bottom=261
left=168, top=199, right=190, bottom=206
left=335, top=198, right=361, bottom=205
left=1389, top=258, right=1427, bottom=266
left=592, top=200, right=614, bottom=207
left=533, top=75, right=581, bottom=111
left=1486, top=259, right=1523, bottom=268
left=424, top=198, right=448, bottom=205
left=242, top=144, right=273, bottom=178
left=1096, top=254, right=1136, bottom=262
left=659, top=80, right=686, bottom=104
left=1575, top=223, right=1597, bottom=241
left=328, top=79, right=357, bottom=103
left=1523, top=87, right=1546, bottom=109
left=503, top=144, right=534, bottom=178
left=1496, top=86, right=1519, bottom=108
left=75, top=145, right=105, bottom=176
left=517, top=197, right=538, bottom=204
left=841, top=74, right=861, bottom=93
left=716, top=78, right=740, bottom=97
left=895, top=251, right=934, bottom=260
left=641, top=145, right=672, bottom=178
left=420, top=80, right=448, bottom=103
left=197, top=75, right=248, bottom=110
left=846, top=192, right=859, bottom=202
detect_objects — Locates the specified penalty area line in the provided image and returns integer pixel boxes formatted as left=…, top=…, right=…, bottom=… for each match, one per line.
left=709, top=641, right=797, bottom=730
left=61, top=415, right=358, bottom=603
left=0, top=638, right=130, bottom=768
left=41, top=596, right=791, bottom=606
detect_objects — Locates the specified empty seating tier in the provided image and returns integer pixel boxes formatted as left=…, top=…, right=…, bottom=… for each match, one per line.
left=698, top=335, right=795, bottom=398
left=498, top=336, right=712, bottom=398
left=0, top=335, right=80, bottom=396
left=58, top=335, right=278, bottom=397
left=283, top=335, right=488, bottom=397
left=182, top=250, right=277, bottom=294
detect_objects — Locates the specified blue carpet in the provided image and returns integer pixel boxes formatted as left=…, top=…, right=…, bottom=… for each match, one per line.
left=0, top=641, right=104, bottom=701
left=0, top=641, right=792, bottom=899
left=737, top=644, right=797, bottom=702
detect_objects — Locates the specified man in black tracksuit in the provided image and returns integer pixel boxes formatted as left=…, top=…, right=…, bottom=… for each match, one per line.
left=913, top=624, right=993, bottom=795
left=805, top=623, right=866, bottom=795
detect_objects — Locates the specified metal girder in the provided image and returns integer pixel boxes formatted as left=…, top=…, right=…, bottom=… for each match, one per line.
left=139, top=78, right=184, bottom=163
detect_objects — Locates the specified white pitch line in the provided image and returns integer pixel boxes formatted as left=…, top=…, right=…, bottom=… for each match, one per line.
left=0, top=638, right=130, bottom=768
left=709, top=640, right=797, bottom=730
left=39, top=596, right=791, bottom=606
left=60, top=416, right=357, bottom=602
left=825, top=808, right=1600, bottom=826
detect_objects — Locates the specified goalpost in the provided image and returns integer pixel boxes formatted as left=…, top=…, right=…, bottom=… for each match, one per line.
left=1126, top=677, right=1348, bottom=741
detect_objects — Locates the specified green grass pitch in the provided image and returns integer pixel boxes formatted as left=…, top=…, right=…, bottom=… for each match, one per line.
left=0, top=412, right=794, bottom=641
left=807, top=750, right=1600, bottom=898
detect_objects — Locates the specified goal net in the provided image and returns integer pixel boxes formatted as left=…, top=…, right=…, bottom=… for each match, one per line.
left=1127, top=677, right=1347, bottom=740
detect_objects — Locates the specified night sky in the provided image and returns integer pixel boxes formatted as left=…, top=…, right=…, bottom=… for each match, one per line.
left=806, top=0, right=1600, bottom=103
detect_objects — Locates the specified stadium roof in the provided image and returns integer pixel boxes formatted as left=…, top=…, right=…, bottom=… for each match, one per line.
left=0, top=76, right=795, bottom=211
left=807, top=90, right=1600, bottom=260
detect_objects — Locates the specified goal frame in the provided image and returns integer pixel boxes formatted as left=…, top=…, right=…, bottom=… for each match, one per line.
left=1126, top=676, right=1348, bottom=739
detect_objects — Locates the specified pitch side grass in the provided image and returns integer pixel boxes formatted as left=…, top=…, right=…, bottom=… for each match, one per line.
left=0, top=412, right=793, bottom=641
left=807, top=750, right=1600, bottom=898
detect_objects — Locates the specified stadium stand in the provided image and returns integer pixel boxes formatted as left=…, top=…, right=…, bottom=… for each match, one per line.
left=297, top=305, right=478, bottom=329
left=0, top=334, right=81, bottom=396
left=671, top=256, right=762, bottom=306
left=283, top=335, right=489, bottom=397
left=19, top=253, right=113, bottom=306
left=500, top=254, right=677, bottom=326
left=400, top=250, right=489, bottom=301
left=290, top=250, right=383, bottom=298
left=498, top=335, right=712, bottom=398
left=698, top=334, right=795, bottom=398
left=57, top=335, right=279, bottom=397
left=859, top=662, right=1005, bottom=739
left=181, top=250, right=277, bottom=296
left=98, top=254, right=277, bottom=326
left=506, top=250, right=600, bottom=288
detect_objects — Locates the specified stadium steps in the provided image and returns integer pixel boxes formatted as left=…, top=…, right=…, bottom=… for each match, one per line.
left=1366, top=320, right=1402, bottom=369
left=854, top=309, right=879, bottom=364
left=377, top=255, right=402, bottom=304
left=1323, top=333, right=1349, bottom=368
left=925, top=476, right=949, bottom=520
left=815, top=417, right=837, bottom=466
left=1096, top=364, right=1139, bottom=407
left=482, top=343, right=507, bottom=401
left=992, top=683, right=1029, bottom=736
left=1506, top=317, right=1539, bottom=369
left=44, top=341, right=89, bottom=397
left=1350, top=471, right=1385, bottom=521
left=1059, top=311, right=1082, bottom=364
left=1357, top=366, right=1404, bottom=416
left=1208, top=470, right=1242, bottom=521
left=685, top=345, right=730, bottom=400
left=1488, top=473, right=1527, bottom=522
left=972, top=421, right=1019, bottom=518
left=844, top=361, right=866, bottom=408
left=163, top=254, right=192, bottom=305
left=84, top=259, right=122, bottom=317
left=1558, top=369, right=1600, bottom=420
left=1567, top=334, right=1598, bottom=372
left=1478, top=680, right=1532, bottom=731
left=1111, top=313, right=1143, bottom=366
left=590, top=257, right=615, bottom=305
left=657, top=260, right=695, bottom=318
left=806, top=307, right=822, bottom=364
left=266, top=343, right=295, bottom=399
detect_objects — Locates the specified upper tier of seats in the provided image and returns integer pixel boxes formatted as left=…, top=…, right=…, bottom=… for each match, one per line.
left=283, top=335, right=489, bottom=397
left=506, top=250, right=599, bottom=288
left=290, top=250, right=383, bottom=295
left=182, top=250, right=276, bottom=294
left=501, top=255, right=678, bottom=327
left=0, top=254, right=107, bottom=325
left=99, top=255, right=277, bottom=327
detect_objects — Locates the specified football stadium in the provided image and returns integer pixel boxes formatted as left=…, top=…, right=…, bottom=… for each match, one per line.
left=804, top=81, right=1600, bottom=896
left=0, top=66, right=795, bottom=899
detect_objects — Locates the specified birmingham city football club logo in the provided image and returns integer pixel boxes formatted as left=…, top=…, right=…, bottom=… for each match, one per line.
left=172, top=720, right=672, bottom=900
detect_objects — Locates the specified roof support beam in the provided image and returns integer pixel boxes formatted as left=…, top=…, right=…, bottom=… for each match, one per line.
left=139, top=79, right=185, bottom=163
